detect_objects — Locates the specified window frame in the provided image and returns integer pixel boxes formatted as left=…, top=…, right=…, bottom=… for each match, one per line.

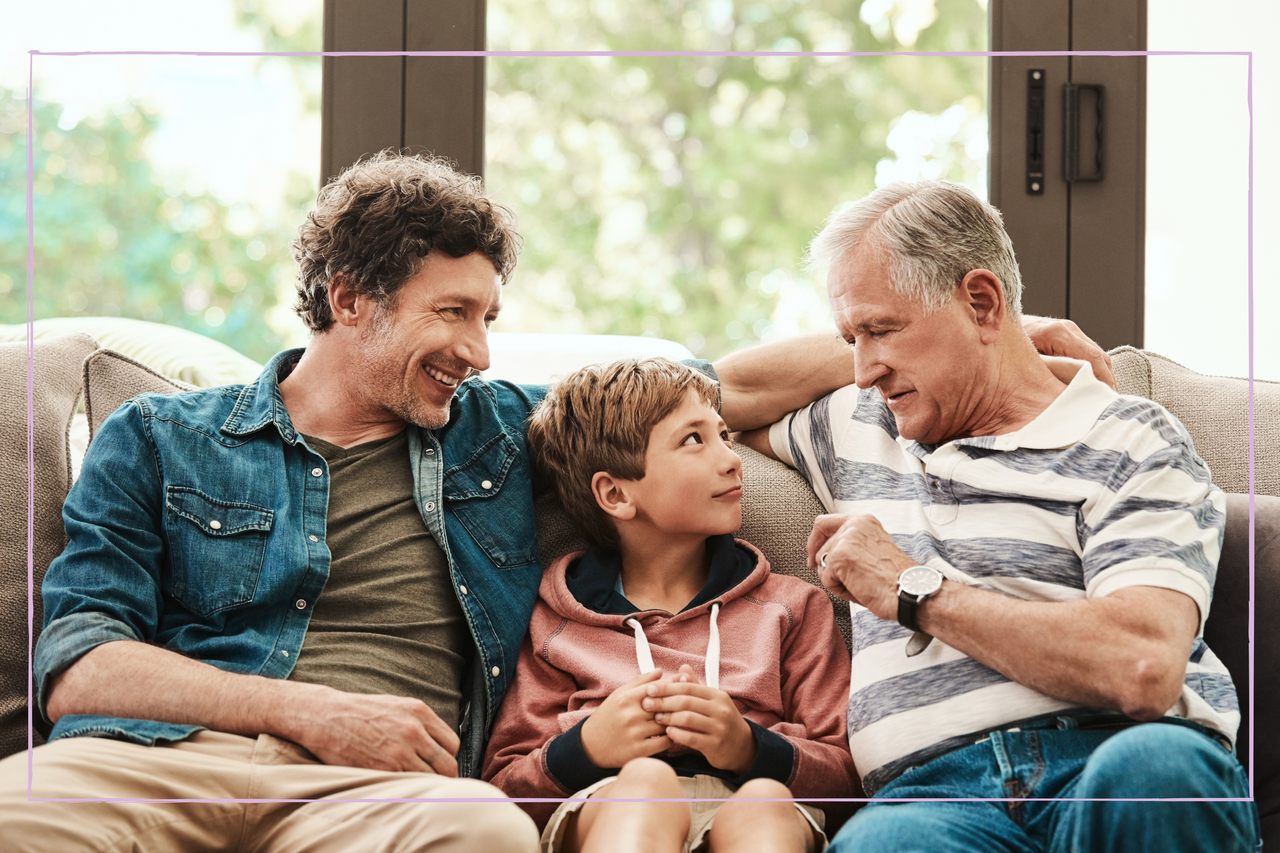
left=321, top=0, right=486, bottom=183
left=989, top=0, right=1148, bottom=349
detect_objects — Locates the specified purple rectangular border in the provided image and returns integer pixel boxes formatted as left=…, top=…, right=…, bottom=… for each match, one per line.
left=23, top=48, right=1256, bottom=806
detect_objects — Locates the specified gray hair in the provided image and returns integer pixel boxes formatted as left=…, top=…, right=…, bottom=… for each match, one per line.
left=805, top=181, right=1023, bottom=320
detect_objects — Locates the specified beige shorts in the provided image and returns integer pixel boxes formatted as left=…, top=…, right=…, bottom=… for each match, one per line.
left=540, top=774, right=827, bottom=853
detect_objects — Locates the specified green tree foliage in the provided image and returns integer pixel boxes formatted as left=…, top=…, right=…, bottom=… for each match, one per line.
left=0, top=88, right=291, bottom=363
left=486, top=0, right=987, bottom=358
left=2, top=0, right=987, bottom=365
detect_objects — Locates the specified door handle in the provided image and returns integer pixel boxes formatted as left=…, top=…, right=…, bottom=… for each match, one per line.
left=1026, top=69, right=1046, bottom=195
left=1063, top=83, right=1104, bottom=182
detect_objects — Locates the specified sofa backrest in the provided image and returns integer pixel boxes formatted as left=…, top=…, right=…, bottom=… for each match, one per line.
left=1111, top=346, right=1279, bottom=497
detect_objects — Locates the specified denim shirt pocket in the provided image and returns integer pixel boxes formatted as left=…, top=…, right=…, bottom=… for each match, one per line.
left=164, top=485, right=275, bottom=615
left=442, top=432, right=539, bottom=568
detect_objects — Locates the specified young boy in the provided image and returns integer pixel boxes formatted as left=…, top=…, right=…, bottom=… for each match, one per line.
left=482, top=358, right=855, bottom=853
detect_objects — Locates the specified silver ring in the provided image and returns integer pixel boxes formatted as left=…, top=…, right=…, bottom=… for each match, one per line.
left=820, top=552, right=828, bottom=568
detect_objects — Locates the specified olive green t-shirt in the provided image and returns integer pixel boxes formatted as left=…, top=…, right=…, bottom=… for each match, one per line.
left=289, top=430, right=469, bottom=730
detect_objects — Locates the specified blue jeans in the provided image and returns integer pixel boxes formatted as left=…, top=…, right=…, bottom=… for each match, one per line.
left=830, top=722, right=1260, bottom=852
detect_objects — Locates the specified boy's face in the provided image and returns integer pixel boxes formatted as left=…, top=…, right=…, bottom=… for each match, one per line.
left=622, top=389, right=744, bottom=538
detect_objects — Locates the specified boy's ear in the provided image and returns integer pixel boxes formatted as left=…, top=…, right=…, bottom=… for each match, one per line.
left=591, top=471, right=636, bottom=521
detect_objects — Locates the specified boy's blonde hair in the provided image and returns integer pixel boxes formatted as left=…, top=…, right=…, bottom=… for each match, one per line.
left=527, top=358, right=719, bottom=548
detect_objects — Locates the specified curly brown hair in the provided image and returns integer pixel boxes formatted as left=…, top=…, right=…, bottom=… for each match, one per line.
left=527, top=358, right=719, bottom=548
left=291, top=150, right=521, bottom=332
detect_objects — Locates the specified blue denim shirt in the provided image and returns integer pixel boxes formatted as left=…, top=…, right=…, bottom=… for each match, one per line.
left=36, top=349, right=548, bottom=777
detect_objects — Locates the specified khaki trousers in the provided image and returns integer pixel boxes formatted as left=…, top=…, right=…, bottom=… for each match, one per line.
left=0, top=731, right=539, bottom=853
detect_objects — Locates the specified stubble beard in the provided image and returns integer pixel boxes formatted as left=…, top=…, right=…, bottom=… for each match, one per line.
left=356, top=304, right=452, bottom=431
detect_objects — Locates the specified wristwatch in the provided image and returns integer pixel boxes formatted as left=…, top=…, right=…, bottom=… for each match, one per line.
left=897, top=565, right=943, bottom=656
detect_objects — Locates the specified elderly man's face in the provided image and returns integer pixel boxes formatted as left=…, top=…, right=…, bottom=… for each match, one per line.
left=828, top=247, right=981, bottom=445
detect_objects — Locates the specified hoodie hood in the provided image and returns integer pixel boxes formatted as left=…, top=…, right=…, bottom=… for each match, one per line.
left=542, top=534, right=770, bottom=627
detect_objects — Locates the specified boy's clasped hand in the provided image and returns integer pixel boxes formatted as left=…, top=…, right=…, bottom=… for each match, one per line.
left=580, top=665, right=758, bottom=775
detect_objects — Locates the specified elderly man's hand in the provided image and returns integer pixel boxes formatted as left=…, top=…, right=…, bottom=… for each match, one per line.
left=807, top=513, right=917, bottom=621
left=1022, top=315, right=1116, bottom=390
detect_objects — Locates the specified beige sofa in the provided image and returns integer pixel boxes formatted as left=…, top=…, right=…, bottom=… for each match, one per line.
left=2, top=334, right=1277, bottom=842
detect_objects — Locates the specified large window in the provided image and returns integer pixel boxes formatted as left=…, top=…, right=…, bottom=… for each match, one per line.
left=1146, top=2, right=1271, bottom=380
left=485, top=0, right=989, bottom=359
left=3, top=0, right=321, bottom=362
left=19, top=0, right=1274, bottom=380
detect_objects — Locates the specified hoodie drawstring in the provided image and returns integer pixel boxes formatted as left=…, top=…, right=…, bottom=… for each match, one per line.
left=705, top=603, right=720, bottom=689
left=626, top=617, right=657, bottom=674
left=626, top=602, right=721, bottom=689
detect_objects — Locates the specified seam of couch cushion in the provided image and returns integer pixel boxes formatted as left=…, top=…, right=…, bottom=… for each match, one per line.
left=1107, top=345, right=1153, bottom=399
left=1145, top=350, right=1280, bottom=387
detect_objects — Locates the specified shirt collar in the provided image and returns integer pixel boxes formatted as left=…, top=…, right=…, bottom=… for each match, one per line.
left=901, top=358, right=1117, bottom=456
left=220, top=348, right=306, bottom=443
left=990, top=358, right=1117, bottom=450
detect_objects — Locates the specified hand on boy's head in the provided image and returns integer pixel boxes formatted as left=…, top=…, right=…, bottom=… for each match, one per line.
left=580, top=669, right=673, bottom=769
left=641, top=680, right=758, bottom=775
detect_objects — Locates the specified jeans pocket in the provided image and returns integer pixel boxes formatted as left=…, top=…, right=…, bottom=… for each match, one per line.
left=165, top=485, right=274, bottom=615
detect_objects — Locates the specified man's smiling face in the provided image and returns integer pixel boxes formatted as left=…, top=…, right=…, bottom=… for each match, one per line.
left=354, top=250, right=502, bottom=430
left=828, top=245, right=981, bottom=445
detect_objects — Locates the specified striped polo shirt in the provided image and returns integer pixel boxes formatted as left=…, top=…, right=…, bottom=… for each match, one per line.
left=769, top=359, right=1238, bottom=795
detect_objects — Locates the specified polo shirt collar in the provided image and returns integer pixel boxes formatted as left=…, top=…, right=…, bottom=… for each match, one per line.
left=985, top=358, right=1117, bottom=450
left=901, top=358, right=1117, bottom=456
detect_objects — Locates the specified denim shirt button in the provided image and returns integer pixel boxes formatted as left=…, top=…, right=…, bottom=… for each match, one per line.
left=460, top=585, right=468, bottom=595
left=280, top=650, right=289, bottom=657
left=311, top=468, right=323, bottom=477
left=295, top=599, right=307, bottom=610
left=491, top=666, right=500, bottom=678
left=425, top=501, right=436, bottom=512
left=209, top=519, right=222, bottom=530
left=425, top=447, right=435, bottom=456
left=481, top=480, right=493, bottom=490
left=308, top=535, right=318, bottom=542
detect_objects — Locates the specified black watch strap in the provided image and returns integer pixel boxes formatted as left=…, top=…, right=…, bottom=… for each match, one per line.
left=897, top=592, right=923, bottom=632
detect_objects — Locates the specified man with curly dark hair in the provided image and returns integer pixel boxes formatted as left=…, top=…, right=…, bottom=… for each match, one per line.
left=0, top=152, right=542, bottom=853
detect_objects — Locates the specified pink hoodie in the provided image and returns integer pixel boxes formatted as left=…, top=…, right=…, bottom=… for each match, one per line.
left=482, top=537, right=855, bottom=828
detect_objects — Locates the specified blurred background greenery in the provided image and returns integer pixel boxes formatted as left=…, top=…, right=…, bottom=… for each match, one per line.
left=487, top=0, right=987, bottom=358
left=2, top=0, right=987, bottom=363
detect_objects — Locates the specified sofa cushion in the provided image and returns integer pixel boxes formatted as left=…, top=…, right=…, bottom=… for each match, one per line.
left=1110, top=346, right=1279, bottom=496
left=0, top=317, right=263, bottom=388
left=83, top=349, right=194, bottom=441
left=1205, top=494, right=1280, bottom=772
left=0, top=333, right=99, bottom=760
left=734, top=443, right=852, bottom=646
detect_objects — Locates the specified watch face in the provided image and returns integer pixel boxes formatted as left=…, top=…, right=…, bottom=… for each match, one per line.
left=899, top=566, right=943, bottom=597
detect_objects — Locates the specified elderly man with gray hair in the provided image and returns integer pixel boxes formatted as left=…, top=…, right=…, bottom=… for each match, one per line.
left=730, top=181, right=1259, bottom=851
